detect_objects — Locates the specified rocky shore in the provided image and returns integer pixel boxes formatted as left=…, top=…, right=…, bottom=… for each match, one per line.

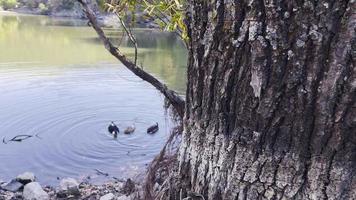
left=0, top=172, right=141, bottom=200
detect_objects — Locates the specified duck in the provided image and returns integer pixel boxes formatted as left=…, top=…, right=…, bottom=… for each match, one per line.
left=147, top=122, right=159, bottom=134
left=108, top=121, right=119, bottom=138
left=124, top=124, right=136, bottom=134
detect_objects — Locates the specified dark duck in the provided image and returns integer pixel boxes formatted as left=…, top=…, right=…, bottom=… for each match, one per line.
left=147, top=122, right=159, bottom=134
left=108, top=122, right=119, bottom=138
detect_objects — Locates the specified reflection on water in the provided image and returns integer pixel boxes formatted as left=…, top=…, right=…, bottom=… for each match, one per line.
left=0, top=13, right=187, bottom=185
left=0, top=13, right=187, bottom=92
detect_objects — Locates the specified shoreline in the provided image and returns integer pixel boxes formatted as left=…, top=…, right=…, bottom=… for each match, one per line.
left=0, top=8, right=159, bottom=29
left=0, top=172, right=142, bottom=200
left=0, top=9, right=121, bottom=28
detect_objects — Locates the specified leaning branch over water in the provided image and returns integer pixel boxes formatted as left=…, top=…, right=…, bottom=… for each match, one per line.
left=77, top=0, right=185, bottom=118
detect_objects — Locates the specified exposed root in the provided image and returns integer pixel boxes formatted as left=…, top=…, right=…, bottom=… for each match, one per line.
left=143, top=125, right=182, bottom=200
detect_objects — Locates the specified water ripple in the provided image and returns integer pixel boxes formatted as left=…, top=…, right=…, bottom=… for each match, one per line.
left=0, top=63, right=173, bottom=185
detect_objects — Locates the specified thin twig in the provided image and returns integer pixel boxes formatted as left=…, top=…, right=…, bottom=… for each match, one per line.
left=35, top=133, right=42, bottom=139
left=117, top=30, right=126, bottom=47
left=115, top=13, right=138, bottom=66
left=2, top=133, right=41, bottom=144
left=94, top=169, right=109, bottom=176
left=112, top=176, right=126, bottom=182
left=10, top=135, right=32, bottom=142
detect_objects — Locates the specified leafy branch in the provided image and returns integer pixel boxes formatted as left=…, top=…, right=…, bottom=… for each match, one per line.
left=104, top=0, right=188, bottom=42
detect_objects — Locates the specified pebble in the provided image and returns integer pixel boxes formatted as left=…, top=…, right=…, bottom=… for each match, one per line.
left=16, top=172, right=36, bottom=185
left=0, top=179, right=23, bottom=192
left=100, top=192, right=116, bottom=200
left=117, top=195, right=130, bottom=200
left=57, top=178, right=80, bottom=197
left=1, top=175, right=137, bottom=200
left=23, top=182, right=49, bottom=200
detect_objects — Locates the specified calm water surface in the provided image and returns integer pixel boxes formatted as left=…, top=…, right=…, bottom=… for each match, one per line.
left=0, top=13, right=187, bottom=185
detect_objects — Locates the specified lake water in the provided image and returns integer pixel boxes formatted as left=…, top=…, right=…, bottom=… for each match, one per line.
left=0, top=13, right=187, bottom=185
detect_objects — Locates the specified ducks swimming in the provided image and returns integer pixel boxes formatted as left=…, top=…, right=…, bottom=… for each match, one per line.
left=108, top=121, right=119, bottom=138
left=147, top=122, right=159, bottom=134
left=108, top=121, right=159, bottom=137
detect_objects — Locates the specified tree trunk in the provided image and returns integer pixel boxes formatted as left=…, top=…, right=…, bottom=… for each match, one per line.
left=173, top=0, right=355, bottom=199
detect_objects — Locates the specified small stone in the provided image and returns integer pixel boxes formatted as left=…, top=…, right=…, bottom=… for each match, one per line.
left=117, top=195, right=130, bottom=200
left=23, top=182, right=49, bottom=200
left=0, top=191, right=15, bottom=200
left=57, top=178, right=80, bottom=197
left=1, top=179, right=23, bottom=192
left=16, top=172, right=36, bottom=184
left=100, top=193, right=116, bottom=200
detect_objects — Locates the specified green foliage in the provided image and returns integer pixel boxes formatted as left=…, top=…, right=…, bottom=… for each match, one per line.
left=0, top=0, right=18, bottom=10
left=105, top=0, right=188, bottom=41
left=97, top=0, right=106, bottom=11
left=23, top=0, right=38, bottom=8
left=38, top=3, right=48, bottom=14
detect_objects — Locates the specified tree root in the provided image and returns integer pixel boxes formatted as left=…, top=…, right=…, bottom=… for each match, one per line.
left=143, top=125, right=182, bottom=200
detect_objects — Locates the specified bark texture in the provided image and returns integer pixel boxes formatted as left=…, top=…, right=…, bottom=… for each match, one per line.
left=173, top=0, right=356, bottom=199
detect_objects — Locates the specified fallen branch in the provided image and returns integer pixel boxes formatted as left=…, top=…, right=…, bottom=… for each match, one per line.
left=78, top=0, right=185, bottom=118
left=94, top=169, right=137, bottom=185
left=112, top=176, right=126, bottom=182
left=94, top=169, right=109, bottom=177
left=9, top=134, right=32, bottom=142
left=2, top=133, right=41, bottom=144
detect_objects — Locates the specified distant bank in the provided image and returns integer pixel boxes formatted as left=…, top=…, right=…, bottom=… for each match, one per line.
left=0, top=0, right=123, bottom=28
left=0, top=0, right=158, bottom=28
left=0, top=0, right=101, bottom=18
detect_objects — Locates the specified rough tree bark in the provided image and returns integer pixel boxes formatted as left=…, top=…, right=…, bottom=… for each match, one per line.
left=79, top=0, right=355, bottom=199
left=172, top=0, right=355, bottom=199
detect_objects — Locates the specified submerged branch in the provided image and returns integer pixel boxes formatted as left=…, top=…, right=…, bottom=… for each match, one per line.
left=10, top=134, right=33, bottom=142
left=94, top=169, right=109, bottom=177
left=2, top=133, right=41, bottom=144
left=77, top=0, right=185, bottom=118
